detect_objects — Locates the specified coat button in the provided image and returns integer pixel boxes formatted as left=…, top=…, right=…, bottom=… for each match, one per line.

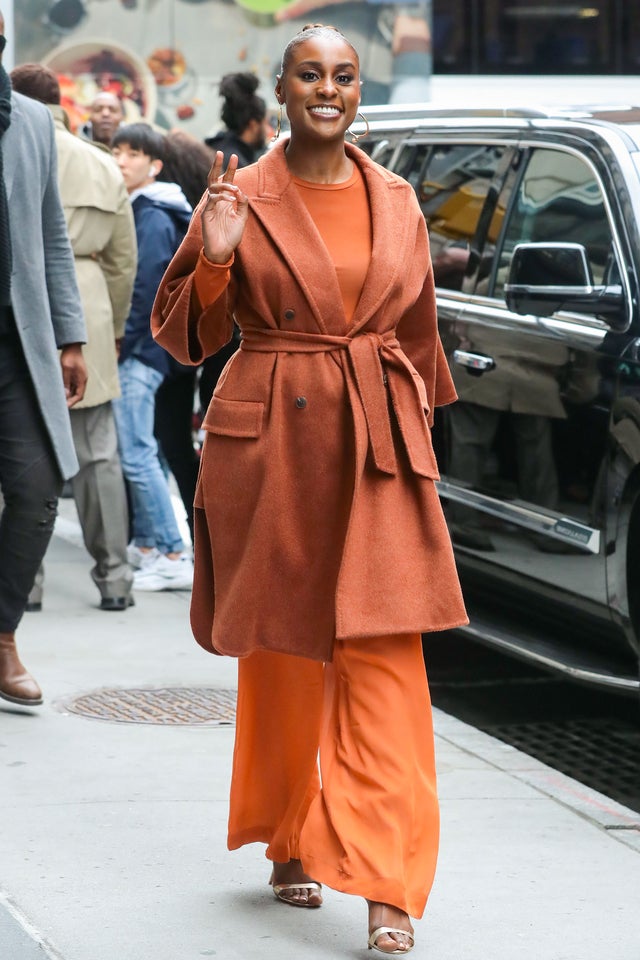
left=284, top=308, right=295, bottom=321
left=295, top=396, right=307, bottom=409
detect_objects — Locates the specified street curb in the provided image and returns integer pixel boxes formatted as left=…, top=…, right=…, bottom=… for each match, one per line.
left=0, top=890, right=65, bottom=960
left=433, top=707, right=640, bottom=845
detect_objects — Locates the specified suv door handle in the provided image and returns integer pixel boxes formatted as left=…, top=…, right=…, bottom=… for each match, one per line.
left=453, top=349, right=496, bottom=373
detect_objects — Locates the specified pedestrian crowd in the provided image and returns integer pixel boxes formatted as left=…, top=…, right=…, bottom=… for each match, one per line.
left=0, top=22, right=269, bottom=708
left=0, top=13, right=467, bottom=958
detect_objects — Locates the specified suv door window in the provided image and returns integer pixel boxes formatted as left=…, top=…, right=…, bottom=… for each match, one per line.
left=393, top=142, right=430, bottom=186
left=370, top=140, right=396, bottom=168
left=417, top=144, right=509, bottom=290
left=358, top=139, right=396, bottom=167
left=492, top=148, right=616, bottom=299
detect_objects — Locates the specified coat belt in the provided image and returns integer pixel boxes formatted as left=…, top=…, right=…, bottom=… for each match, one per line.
left=240, top=327, right=435, bottom=478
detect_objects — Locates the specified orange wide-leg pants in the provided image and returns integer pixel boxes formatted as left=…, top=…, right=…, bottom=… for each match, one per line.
left=227, top=633, right=439, bottom=919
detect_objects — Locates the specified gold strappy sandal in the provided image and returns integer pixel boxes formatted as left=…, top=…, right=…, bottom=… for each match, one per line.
left=368, top=926, right=415, bottom=955
left=271, top=879, right=323, bottom=908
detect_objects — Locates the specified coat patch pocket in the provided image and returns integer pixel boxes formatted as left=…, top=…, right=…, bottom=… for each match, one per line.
left=203, top=396, right=264, bottom=438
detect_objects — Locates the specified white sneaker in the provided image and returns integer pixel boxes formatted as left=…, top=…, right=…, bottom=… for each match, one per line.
left=127, top=544, right=161, bottom=570
left=133, top=553, right=194, bottom=592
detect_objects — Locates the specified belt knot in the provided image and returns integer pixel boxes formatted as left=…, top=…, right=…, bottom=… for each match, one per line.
left=239, top=327, right=433, bottom=477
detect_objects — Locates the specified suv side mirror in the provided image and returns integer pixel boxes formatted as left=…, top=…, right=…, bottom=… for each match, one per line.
left=504, top=241, right=627, bottom=329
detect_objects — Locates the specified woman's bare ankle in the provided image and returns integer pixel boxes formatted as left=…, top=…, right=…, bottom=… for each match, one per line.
left=367, top=900, right=414, bottom=936
left=272, top=858, right=308, bottom=883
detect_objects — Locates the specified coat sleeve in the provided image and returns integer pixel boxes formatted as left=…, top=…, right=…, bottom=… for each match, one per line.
left=151, top=196, right=237, bottom=366
left=396, top=211, right=457, bottom=428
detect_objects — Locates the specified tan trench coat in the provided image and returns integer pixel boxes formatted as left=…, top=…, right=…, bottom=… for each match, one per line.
left=152, top=141, right=467, bottom=662
left=52, top=106, right=137, bottom=408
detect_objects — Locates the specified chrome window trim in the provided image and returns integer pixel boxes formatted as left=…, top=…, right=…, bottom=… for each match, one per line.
left=435, top=290, right=470, bottom=309
left=390, top=135, right=519, bottom=148
left=436, top=480, right=601, bottom=554
left=362, top=117, right=533, bottom=137
left=454, top=297, right=610, bottom=350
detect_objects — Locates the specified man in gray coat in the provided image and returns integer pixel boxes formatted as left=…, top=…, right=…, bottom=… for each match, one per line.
left=0, top=9, right=87, bottom=707
left=12, top=63, right=137, bottom=613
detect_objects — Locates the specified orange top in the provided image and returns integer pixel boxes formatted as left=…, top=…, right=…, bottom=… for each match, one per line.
left=292, top=164, right=372, bottom=326
left=193, top=163, right=372, bottom=328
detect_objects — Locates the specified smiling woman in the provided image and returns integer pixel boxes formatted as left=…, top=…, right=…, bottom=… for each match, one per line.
left=151, top=22, right=467, bottom=958
left=274, top=24, right=361, bottom=182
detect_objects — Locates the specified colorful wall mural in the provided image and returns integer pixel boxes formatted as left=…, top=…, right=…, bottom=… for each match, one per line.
left=14, top=0, right=433, bottom=139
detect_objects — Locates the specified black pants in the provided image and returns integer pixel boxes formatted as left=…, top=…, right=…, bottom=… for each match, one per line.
left=0, top=329, right=62, bottom=632
left=154, top=369, right=199, bottom=543
left=198, top=334, right=239, bottom=414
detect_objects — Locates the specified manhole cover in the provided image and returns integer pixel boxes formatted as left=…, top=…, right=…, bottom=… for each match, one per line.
left=57, top=687, right=237, bottom=725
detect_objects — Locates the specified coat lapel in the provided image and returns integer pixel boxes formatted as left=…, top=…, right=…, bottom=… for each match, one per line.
left=346, top=144, right=417, bottom=335
left=246, top=141, right=418, bottom=337
left=249, top=142, right=345, bottom=335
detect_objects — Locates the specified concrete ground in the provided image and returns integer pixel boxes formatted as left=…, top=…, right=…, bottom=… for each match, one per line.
left=1, top=503, right=639, bottom=960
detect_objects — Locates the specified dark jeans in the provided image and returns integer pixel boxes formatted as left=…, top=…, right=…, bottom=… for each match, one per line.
left=0, top=328, right=62, bottom=632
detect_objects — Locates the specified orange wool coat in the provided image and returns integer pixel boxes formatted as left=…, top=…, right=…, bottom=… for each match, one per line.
left=152, top=140, right=467, bottom=662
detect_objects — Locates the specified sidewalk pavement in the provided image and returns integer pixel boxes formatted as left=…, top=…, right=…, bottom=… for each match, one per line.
left=2, top=503, right=639, bottom=960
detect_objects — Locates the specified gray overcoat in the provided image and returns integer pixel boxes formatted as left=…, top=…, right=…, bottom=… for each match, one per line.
left=3, top=92, right=86, bottom=479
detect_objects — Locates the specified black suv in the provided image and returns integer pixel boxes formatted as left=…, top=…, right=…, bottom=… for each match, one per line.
left=357, top=105, right=640, bottom=694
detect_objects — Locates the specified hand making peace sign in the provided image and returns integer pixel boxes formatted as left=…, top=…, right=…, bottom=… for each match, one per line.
left=201, top=151, right=249, bottom=265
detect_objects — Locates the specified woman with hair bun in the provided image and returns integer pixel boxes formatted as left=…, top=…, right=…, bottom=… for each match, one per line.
left=200, top=73, right=272, bottom=411
left=154, top=23, right=466, bottom=956
left=205, top=72, right=271, bottom=168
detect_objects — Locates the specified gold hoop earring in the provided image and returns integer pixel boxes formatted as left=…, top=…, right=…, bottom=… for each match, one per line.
left=348, top=111, right=370, bottom=144
left=272, top=105, right=282, bottom=142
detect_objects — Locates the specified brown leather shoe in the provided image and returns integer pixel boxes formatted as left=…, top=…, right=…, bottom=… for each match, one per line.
left=0, top=633, right=43, bottom=706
